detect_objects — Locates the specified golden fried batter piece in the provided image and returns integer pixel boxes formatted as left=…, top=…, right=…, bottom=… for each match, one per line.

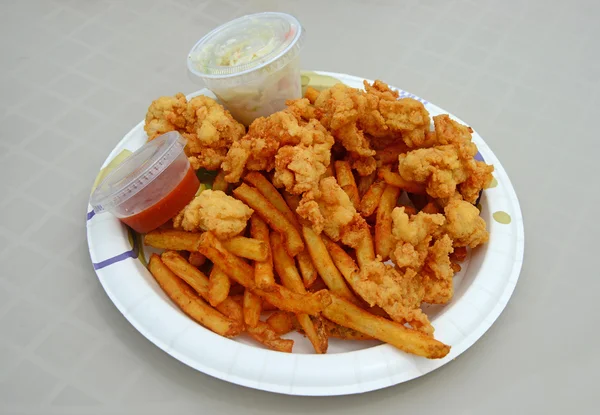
left=444, top=199, right=489, bottom=248
left=222, top=103, right=333, bottom=188
left=272, top=119, right=334, bottom=195
left=296, top=177, right=369, bottom=248
left=357, top=259, right=433, bottom=335
left=144, top=94, right=245, bottom=171
left=144, top=93, right=187, bottom=140
left=173, top=190, right=253, bottom=239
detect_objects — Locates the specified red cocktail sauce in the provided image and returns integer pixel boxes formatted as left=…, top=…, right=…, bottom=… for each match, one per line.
left=120, top=167, right=199, bottom=233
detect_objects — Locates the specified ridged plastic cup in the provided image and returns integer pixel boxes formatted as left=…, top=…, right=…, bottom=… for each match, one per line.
left=187, top=12, right=306, bottom=126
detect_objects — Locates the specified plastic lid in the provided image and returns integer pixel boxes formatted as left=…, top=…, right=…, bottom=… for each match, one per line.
left=90, top=131, right=186, bottom=214
left=187, top=12, right=305, bottom=80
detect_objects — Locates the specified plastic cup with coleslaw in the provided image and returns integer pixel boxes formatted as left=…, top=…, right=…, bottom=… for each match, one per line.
left=187, top=12, right=306, bottom=126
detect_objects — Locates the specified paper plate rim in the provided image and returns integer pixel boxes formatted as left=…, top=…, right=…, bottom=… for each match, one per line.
left=86, top=70, right=524, bottom=396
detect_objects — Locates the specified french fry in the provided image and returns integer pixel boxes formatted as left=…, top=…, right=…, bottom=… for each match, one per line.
left=246, top=321, right=294, bottom=353
left=145, top=229, right=202, bottom=251
left=212, top=169, right=228, bottom=192
left=357, top=171, right=376, bottom=198
left=161, top=251, right=293, bottom=352
left=243, top=289, right=262, bottom=328
left=245, top=173, right=319, bottom=286
left=378, top=168, right=426, bottom=194
left=355, top=229, right=376, bottom=269
left=375, top=142, right=409, bottom=165
left=244, top=172, right=298, bottom=227
left=148, top=254, right=242, bottom=337
left=188, top=252, right=206, bottom=267
left=266, top=311, right=295, bottom=335
left=233, top=183, right=304, bottom=256
left=375, top=184, right=401, bottom=260
left=421, top=202, right=440, bottom=214
left=198, top=232, right=330, bottom=315
left=145, top=229, right=268, bottom=261
left=161, top=251, right=244, bottom=326
left=323, top=294, right=450, bottom=359
left=250, top=216, right=275, bottom=288
left=208, top=266, right=230, bottom=307
left=221, top=236, right=268, bottom=261
left=323, top=319, right=374, bottom=340
left=302, top=226, right=359, bottom=304
left=359, top=180, right=386, bottom=217
left=320, top=238, right=387, bottom=318
left=271, top=232, right=328, bottom=354
left=261, top=299, right=278, bottom=311
left=335, top=160, right=360, bottom=209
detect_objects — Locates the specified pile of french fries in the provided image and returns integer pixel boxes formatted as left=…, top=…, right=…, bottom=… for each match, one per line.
left=145, top=169, right=450, bottom=359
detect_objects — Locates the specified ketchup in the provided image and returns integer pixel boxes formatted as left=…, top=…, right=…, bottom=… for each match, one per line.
left=120, top=167, right=199, bottom=233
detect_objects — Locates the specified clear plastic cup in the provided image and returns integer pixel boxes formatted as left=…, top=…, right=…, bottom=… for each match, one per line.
left=187, top=12, right=306, bottom=126
left=90, top=131, right=200, bottom=233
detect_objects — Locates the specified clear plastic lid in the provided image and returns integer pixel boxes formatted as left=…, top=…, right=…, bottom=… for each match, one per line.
left=187, top=12, right=305, bottom=81
left=90, top=131, right=187, bottom=214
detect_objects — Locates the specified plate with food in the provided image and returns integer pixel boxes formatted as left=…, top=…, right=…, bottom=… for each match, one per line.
left=87, top=12, right=524, bottom=396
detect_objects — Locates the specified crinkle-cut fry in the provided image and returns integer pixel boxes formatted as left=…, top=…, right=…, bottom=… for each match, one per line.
left=220, top=236, right=268, bottom=261
left=378, top=168, right=426, bottom=194
left=359, top=180, right=387, bottom=217
left=245, top=172, right=318, bottom=286
left=212, top=169, right=229, bottom=192
left=421, top=202, right=440, bottom=214
left=160, top=251, right=243, bottom=325
left=266, top=311, right=295, bottom=335
left=323, top=318, right=374, bottom=340
left=357, top=172, right=376, bottom=198
left=208, top=266, right=230, bottom=307
left=160, top=252, right=292, bottom=352
left=375, top=184, right=402, bottom=261
left=198, top=232, right=330, bottom=315
left=145, top=229, right=202, bottom=251
left=148, top=254, right=242, bottom=337
left=302, top=226, right=360, bottom=305
left=188, top=251, right=206, bottom=267
left=250, top=216, right=275, bottom=288
left=323, top=294, right=450, bottom=359
left=244, top=172, right=299, bottom=227
left=233, top=183, right=304, bottom=257
left=246, top=321, right=294, bottom=353
left=243, top=289, right=262, bottom=328
left=270, top=232, right=328, bottom=354
left=335, top=160, right=360, bottom=209
left=375, top=142, right=410, bottom=165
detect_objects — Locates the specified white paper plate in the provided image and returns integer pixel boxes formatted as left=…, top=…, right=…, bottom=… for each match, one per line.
left=87, top=71, right=524, bottom=396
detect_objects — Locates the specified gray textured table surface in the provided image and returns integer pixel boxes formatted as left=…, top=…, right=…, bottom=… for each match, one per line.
left=0, top=0, right=598, bottom=413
